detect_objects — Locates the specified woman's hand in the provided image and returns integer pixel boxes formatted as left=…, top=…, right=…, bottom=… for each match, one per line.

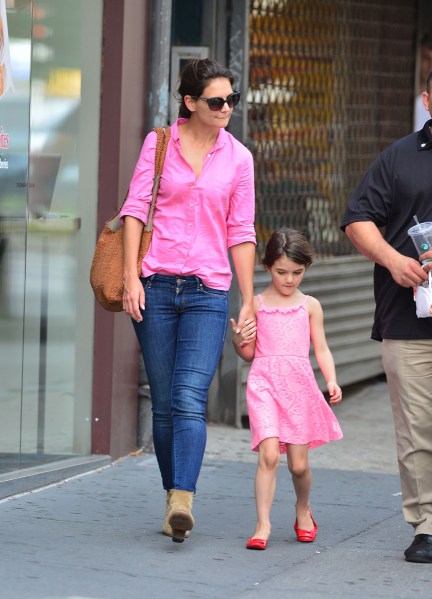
left=236, top=301, right=255, bottom=330
left=122, top=216, right=145, bottom=321
left=230, top=317, right=256, bottom=348
left=123, top=275, right=144, bottom=322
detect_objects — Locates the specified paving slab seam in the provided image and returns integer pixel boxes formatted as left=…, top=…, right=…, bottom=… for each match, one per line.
left=0, top=462, right=113, bottom=504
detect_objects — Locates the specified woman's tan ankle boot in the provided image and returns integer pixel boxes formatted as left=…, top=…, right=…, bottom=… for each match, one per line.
left=163, top=490, right=190, bottom=538
left=168, top=490, right=195, bottom=543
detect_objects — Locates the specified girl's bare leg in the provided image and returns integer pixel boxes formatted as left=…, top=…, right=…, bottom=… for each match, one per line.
left=287, top=443, right=314, bottom=530
left=251, top=437, right=280, bottom=539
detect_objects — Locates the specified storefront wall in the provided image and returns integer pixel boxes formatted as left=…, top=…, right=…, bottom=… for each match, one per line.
left=2, top=0, right=429, bottom=478
left=0, top=0, right=102, bottom=474
left=248, top=0, right=418, bottom=261
left=232, top=0, right=431, bottom=425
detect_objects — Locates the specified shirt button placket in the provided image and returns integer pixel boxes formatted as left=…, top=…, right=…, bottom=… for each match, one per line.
left=188, top=185, right=196, bottom=233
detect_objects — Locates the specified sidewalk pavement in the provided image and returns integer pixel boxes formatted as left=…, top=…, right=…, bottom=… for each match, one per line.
left=1, top=376, right=432, bottom=599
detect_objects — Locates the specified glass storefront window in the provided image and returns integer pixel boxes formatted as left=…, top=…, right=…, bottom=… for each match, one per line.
left=0, top=0, right=102, bottom=473
left=0, top=0, right=31, bottom=473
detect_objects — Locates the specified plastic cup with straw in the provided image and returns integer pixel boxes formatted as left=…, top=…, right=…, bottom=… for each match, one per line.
left=407, top=215, right=432, bottom=264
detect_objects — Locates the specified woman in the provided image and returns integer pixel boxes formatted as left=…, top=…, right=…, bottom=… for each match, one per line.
left=120, top=58, right=256, bottom=543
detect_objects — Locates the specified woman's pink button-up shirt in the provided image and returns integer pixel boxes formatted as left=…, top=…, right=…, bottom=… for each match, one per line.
left=120, top=119, right=256, bottom=290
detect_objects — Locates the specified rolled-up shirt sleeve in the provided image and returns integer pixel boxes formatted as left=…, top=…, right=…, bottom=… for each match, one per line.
left=119, top=131, right=157, bottom=224
left=341, top=153, right=393, bottom=231
left=226, top=150, right=256, bottom=247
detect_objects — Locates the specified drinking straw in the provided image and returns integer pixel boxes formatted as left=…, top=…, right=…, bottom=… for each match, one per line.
left=413, top=215, right=431, bottom=250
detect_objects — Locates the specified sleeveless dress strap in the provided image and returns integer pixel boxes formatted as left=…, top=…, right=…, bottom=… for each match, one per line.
left=257, top=294, right=264, bottom=306
left=303, top=295, right=309, bottom=304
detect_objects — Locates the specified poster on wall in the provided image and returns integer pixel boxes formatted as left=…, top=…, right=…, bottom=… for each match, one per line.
left=0, top=0, right=15, bottom=99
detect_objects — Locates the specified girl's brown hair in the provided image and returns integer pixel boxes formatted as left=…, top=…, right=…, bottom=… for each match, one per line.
left=262, top=227, right=314, bottom=268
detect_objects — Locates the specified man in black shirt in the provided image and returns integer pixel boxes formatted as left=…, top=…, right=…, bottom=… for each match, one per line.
left=341, top=72, right=432, bottom=563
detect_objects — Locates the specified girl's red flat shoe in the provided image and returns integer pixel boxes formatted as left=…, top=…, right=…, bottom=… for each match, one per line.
left=246, top=537, right=268, bottom=550
left=294, top=511, right=318, bottom=543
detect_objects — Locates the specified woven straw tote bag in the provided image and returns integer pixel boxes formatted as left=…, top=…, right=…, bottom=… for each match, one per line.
left=90, top=127, right=170, bottom=311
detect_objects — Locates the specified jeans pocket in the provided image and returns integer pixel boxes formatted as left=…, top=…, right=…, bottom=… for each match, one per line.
left=198, top=283, right=228, bottom=298
left=142, top=275, right=154, bottom=290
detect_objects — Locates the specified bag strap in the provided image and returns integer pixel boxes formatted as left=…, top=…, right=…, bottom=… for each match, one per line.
left=145, top=126, right=171, bottom=232
left=107, top=126, right=170, bottom=232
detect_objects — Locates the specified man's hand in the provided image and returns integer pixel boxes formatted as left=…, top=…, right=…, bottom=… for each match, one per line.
left=388, top=253, right=428, bottom=288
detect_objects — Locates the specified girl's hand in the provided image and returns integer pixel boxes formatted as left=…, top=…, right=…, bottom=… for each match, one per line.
left=327, top=381, right=342, bottom=405
left=230, top=318, right=256, bottom=348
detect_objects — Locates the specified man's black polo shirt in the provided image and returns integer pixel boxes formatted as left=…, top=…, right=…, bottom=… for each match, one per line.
left=341, top=120, right=432, bottom=341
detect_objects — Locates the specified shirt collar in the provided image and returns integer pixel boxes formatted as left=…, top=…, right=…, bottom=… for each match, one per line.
left=171, top=118, right=227, bottom=150
left=417, top=118, right=432, bottom=151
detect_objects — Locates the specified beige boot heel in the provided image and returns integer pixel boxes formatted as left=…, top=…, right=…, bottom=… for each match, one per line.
left=168, top=490, right=195, bottom=543
left=163, top=490, right=190, bottom=538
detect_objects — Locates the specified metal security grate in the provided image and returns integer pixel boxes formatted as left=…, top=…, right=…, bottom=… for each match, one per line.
left=248, top=0, right=417, bottom=260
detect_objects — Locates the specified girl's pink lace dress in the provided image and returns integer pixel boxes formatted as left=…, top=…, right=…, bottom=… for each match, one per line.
left=247, top=294, right=343, bottom=453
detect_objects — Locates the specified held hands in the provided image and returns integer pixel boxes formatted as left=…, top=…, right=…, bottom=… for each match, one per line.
left=230, top=318, right=256, bottom=348
left=327, top=381, right=342, bottom=405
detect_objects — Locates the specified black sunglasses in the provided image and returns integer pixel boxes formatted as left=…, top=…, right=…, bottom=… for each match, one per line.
left=191, top=91, right=241, bottom=111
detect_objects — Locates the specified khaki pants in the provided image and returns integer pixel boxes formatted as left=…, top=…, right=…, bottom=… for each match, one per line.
left=382, top=339, right=432, bottom=535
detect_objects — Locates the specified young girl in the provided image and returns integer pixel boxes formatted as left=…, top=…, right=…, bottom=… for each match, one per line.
left=231, top=227, right=343, bottom=550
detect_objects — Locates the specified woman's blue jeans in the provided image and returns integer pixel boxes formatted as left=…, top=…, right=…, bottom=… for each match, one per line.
left=132, top=274, right=228, bottom=493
